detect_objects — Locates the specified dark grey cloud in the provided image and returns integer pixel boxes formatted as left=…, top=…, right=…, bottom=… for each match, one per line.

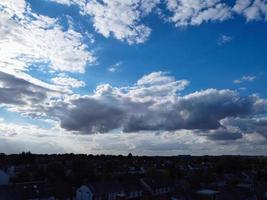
left=222, top=117, right=267, bottom=139
left=123, top=89, right=266, bottom=132
left=52, top=86, right=266, bottom=139
left=45, top=72, right=266, bottom=139
left=0, top=71, right=49, bottom=106
left=206, top=128, right=243, bottom=141
left=58, top=97, right=125, bottom=134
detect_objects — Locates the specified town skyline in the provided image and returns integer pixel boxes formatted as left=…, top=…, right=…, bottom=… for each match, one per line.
left=0, top=0, right=267, bottom=155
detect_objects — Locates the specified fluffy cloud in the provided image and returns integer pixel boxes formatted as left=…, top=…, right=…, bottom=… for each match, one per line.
left=123, top=89, right=266, bottom=132
left=58, top=96, right=125, bottom=133
left=82, top=0, right=160, bottom=44
left=0, top=0, right=26, bottom=18
left=50, top=0, right=160, bottom=44
left=130, top=72, right=189, bottom=102
left=233, top=0, right=267, bottom=21
left=37, top=72, right=267, bottom=141
left=165, top=0, right=232, bottom=26
left=52, top=74, right=86, bottom=88
left=49, top=0, right=159, bottom=44
left=0, top=0, right=95, bottom=74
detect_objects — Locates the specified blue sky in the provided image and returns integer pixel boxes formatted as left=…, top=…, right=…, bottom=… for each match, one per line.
left=0, top=0, right=267, bottom=155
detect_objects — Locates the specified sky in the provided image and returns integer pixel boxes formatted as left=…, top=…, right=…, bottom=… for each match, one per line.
left=0, top=0, right=267, bottom=155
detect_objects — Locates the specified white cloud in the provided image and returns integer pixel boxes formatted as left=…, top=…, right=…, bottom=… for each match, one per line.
left=233, top=0, right=267, bottom=21
left=1, top=118, right=267, bottom=155
left=47, top=0, right=267, bottom=44
left=50, top=0, right=160, bottom=44
left=0, top=0, right=96, bottom=75
left=108, top=61, right=123, bottom=72
left=0, top=0, right=96, bottom=117
left=123, top=71, right=189, bottom=103
left=234, top=75, right=256, bottom=83
left=166, top=0, right=232, bottom=26
left=0, top=118, right=50, bottom=137
left=165, top=0, right=267, bottom=26
left=52, top=73, right=86, bottom=88
left=233, top=0, right=252, bottom=14
left=217, top=34, right=233, bottom=45
left=0, top=118, right=75, bottom=153
left=83, top=0, right=158, bottom=44
left=49, top=0, right=73, bottom=6
left=0, top=0, right=26, bottom=18
left=137, top=71, right=175, bottom=85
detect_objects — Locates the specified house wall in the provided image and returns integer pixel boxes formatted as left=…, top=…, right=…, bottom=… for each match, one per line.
left=128, top=190, right=143, bottom=199
left=76, top=185, right=93, bottom=200
left=0, top=170, right=10, bottom=185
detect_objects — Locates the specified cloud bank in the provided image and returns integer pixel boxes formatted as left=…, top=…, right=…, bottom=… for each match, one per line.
left=2, top=71, right=263, bottom=143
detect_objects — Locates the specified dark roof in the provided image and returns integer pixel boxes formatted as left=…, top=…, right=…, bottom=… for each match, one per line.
left=217, top=186, right=254, bottom=200
left=53, top=182, right=75, bottom=198
left=0, top=185, right=22, bottom=200
left=88, top=180, right=124, bottom=195
left=141, top=178, right=173, bottom=190
left=120, top=179, right=144, bottom=192
left=15, top=181, right=46, bottom=199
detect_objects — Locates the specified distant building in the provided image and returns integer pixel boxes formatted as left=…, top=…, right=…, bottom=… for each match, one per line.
left=0, top=170, right=9, bottom=185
